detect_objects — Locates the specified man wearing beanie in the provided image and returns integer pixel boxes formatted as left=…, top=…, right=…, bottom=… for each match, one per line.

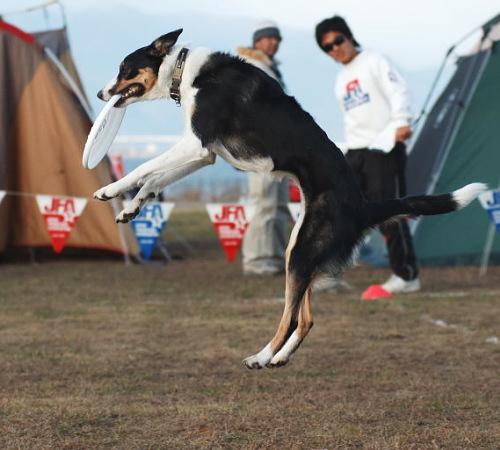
left=237, top=20, right=289, bottom=276
left=315, top=15, right=421, bottom=299
left=239, top=20, right=285, bottom=86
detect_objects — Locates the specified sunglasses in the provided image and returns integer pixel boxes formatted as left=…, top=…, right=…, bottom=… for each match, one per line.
left=321, top=35, right=346, bottom=52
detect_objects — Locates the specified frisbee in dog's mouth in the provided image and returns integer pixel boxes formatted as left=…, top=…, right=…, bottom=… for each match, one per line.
left=116, top=83, right=145, bottom=105
left=82, top=94, right=126, bottom=169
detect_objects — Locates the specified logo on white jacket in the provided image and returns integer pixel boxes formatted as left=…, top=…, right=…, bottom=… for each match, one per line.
left=343, top=78, right=370, bottom=111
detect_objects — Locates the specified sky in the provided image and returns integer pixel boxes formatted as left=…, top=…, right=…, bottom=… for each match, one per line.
left=4, top=0, right=498, bottom=68
left=2, top=0, right=499, bottom=142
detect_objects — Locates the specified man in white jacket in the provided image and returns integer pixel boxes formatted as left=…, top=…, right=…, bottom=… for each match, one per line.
left=237, top=21, right=290, bottom=276
left=315, top=15, right=421, bottom=299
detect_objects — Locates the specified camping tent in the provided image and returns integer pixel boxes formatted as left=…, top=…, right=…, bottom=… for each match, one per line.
left=0, top=20, right=139, bottom=260
left=407, top=13, right=500, bottom=266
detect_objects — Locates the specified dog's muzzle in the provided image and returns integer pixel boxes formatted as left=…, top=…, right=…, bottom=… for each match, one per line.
left=97, top=83, right=145, bottom=106
left=117, top=83, right=145, bottom=102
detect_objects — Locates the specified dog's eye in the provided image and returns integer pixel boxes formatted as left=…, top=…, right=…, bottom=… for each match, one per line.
left=121, top=67, right=138, bottom=80
left=118, top=62, right=131, bottom=78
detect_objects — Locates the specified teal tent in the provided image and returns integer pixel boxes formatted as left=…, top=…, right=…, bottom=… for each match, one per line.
left=407, top=13, right=500, bottom=267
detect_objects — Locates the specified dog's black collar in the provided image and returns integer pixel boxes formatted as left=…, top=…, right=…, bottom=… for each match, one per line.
left=170, top=48, right=189, bottom=106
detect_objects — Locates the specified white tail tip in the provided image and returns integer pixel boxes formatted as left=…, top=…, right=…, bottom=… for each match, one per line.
left=453, top=183, right=488, bottom=208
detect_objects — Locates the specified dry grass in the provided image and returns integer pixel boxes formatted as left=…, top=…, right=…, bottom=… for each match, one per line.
left=1, top=208, right=499, bottom=449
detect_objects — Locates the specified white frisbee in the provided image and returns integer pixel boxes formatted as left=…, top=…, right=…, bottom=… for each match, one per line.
left=82, top=94, right=126, bottom=169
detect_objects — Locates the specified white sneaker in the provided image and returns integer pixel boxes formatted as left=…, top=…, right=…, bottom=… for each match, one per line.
left=243, top=264, right=284, bottom=276
left=313, top=277, right=353, bottom=293
left=361, top=274, right=421, bottom=300
left=382, top=274, right=421, bottom=293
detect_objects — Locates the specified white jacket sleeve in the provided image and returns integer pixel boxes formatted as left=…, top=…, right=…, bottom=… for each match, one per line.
left=374, top=55, right=413, bottom=128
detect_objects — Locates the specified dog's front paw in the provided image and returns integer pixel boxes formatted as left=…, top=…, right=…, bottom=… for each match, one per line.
left=115, top=191, right=157, bottom=223
left=115, top=201, right=143, bottom=223
left=94, top=185, right=120, bottom=201
left=115, top=209, right=140, bottom=223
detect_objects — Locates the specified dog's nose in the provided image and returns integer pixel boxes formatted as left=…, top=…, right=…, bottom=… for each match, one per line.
left=97, top=90, right=104, bottom=100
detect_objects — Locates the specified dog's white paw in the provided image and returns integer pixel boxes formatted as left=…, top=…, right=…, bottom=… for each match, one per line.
left=243, top=344, right=273, bottom=370
left=266, top=331, right=300, bottom=368
left=267, top=354, right=290, bottom=369
left=243, top=355, right=266, bottom=370
left=115, top=207, right=140, bottom=223
left=115, top=191, right=157, bottom=223
left=94, top=185, right=120, bottom=201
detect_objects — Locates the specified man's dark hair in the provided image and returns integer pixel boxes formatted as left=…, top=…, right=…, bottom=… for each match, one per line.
left=315, top=15, right=361, bottom=49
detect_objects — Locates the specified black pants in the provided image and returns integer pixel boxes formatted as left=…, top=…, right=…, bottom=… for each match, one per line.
left=345, top=143, right=419, bottom=281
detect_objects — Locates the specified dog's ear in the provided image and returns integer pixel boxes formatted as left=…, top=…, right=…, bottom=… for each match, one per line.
left=148, top=29, right=183, bottom=58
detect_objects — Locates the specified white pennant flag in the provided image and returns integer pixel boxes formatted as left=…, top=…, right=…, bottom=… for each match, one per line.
left=287, top=203, right=301, bottom=222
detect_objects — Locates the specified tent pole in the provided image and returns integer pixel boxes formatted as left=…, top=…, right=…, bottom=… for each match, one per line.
left=1, top=0, right=59, bottom=17
left=479, top=222, right=496, bottom=276
left=43, top=48, right=93, bottom=120
left=110, top=198, right=132, bottom=266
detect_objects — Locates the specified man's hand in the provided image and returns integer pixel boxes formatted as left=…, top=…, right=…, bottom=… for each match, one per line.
left=395, top=126, right=413, bottom=142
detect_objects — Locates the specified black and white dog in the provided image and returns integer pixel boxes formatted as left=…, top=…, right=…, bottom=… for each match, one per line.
left=95, top=29, right=485, bottom=369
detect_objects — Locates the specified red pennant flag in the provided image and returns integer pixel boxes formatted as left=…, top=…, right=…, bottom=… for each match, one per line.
left=109, top=154, right=125, bottom=179
left=36, top=195, right=88, bottom=253
left=206, top=204, right=256, bottom=262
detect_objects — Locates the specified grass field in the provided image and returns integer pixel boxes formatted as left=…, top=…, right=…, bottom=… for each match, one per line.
left=1, top=208, right=499, bottom=449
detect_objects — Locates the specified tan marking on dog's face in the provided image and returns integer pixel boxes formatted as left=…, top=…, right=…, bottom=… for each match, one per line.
left=112, top=67, right=158, bottom=104
left=135, top=67, right=158, bottom=91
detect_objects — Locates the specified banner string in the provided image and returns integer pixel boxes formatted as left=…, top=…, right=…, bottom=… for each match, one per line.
left=0, top=189, right=302, bottom=206
left=1, top=190, right=90, bottom=200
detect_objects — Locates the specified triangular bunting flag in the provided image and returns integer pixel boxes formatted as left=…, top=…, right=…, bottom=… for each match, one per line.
left=128, top=202, right=175, bottom=259
left=287, top=202, right=301, bottom=223
left=0, top=190, right=6, bottom=207
left=36, top=195, right=88, bottom=253
left=478, top=189, right=500, bottom=231
left=109, top=154, right=125, bottom=179
left=206, top=203, right=256, bottom=262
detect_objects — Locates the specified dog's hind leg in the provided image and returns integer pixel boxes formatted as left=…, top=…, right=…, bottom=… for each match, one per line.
left=267, top=286, right=313, bottom=368
left=243, top=208, right=315, bottom=370
left=94, top=134, right=215, bottom=222
left=242, top=268, right=313, bottom=369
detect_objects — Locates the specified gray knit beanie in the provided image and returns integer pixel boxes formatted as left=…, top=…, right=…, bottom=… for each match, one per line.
left=253, top=20, right=282, bottom=43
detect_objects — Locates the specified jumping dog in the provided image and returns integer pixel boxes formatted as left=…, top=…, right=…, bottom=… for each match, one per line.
left=94, top=29, right=486, bottom=369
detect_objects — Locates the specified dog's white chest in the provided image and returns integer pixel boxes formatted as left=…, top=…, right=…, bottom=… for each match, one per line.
left=211, top=143, right=275, bottom=173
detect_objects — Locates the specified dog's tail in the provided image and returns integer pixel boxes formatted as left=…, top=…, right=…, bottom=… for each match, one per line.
left=367, top=183, right=487, bottom=228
